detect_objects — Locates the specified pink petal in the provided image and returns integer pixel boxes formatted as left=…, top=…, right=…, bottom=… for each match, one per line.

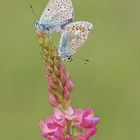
left=65, top=80, right=73, bottom=92
left=54, top=127, right=63, bottom=138
left=76, top=135, right=88, bottom=140
left=73, top=109, right=83, bottom=122
left=59, top=64, right=65, bottom=74
left=65, top=71, right=70, bottom=81
left=51, top=72, right=58, bottom=82
left=64, top=86, right=70, bottom=100
left=60, top=65, right=66, bottom=82
left=67, top=106, right=74, bottom=116
left=49, top=94, right=58, bottom=107
left=40, top=121, right=57, bottom=134
left=91, top=117, right=100, bottom=126
left=86, top=128, right=97, bottom=138
left=48, top=84, right=55, bottom=94
left=83, top=108, right=94, bottom=118
left=54, top=65, right=59, bottom=76
left=58, top=79, right=64, bottom=93
left=54, top=108, right=63, bottom=120
left=63, top=135, right=73, bottom=140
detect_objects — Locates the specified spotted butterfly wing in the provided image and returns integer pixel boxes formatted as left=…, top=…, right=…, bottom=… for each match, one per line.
left=36, top=0, right=74, bottom=33
left=59, top=21, right=93, bottom=61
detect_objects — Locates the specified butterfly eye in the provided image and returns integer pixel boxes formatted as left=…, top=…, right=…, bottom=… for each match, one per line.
left=35, top=21, right=38, bottom=26
left=67, top=56, right=72, bottom=62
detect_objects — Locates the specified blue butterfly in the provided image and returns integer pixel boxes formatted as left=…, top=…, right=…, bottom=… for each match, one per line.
left=35, top=0, right=74, bottom=34
left=59, top=21, right=93, bottom=61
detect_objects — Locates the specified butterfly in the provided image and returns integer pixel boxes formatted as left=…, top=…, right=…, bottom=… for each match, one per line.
left=59, top=21, right=93, bottom=61
left=35, top=0, right=74, bottom=33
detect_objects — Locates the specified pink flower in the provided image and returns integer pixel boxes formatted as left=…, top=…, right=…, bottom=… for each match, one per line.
left=73, top=108, right=100, bottom=140
left=40, top=116, right=63, bottom=140
left=40, top=107, right=100, bottom=140
left=76, top=128, right=97, bottom=140
left=73, top=108, right=100, bottom=129
left=81, top=108, right=100, bottom=128
left=54, top=106, right=74, bottom=121
left=62, top=136, right=73, bottom=140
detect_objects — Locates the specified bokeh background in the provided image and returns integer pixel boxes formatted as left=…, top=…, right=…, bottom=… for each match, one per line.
left=0, top=0, right=140, bottom=140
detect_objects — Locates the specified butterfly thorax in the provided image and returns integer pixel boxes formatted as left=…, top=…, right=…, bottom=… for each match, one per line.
left=61, top=18, right=73, bottom=29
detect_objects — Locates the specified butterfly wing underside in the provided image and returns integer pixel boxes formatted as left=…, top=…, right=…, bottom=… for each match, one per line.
left=40, top=0, right=74, bottom=26
left=59, top=21, right=93, bottom=58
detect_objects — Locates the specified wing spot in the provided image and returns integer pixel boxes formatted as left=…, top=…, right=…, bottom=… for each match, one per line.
left=72, top=26, right=75, bottom=30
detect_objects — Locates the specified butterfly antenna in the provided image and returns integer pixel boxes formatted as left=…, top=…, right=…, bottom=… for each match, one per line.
left=73, top=56, right=90, bottom=64
left=30, top=4, right=39, bottom=19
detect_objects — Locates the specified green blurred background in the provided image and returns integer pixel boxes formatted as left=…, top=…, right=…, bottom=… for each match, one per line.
left=0, top=0, right=140, bottom=140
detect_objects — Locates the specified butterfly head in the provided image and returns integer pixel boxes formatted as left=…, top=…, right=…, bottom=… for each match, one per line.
left=63, top=55, right=72, bottom=62
left=34, top=20, right=39, bottom=28
left=35, top=20, right=50, bottom=33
